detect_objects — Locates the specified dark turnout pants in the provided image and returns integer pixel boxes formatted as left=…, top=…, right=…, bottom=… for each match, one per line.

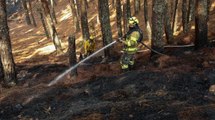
left=120, top=52, right=135, bottom=71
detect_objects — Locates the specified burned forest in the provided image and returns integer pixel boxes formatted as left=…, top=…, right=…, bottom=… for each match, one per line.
left=1, top=0, right=215, bottom=120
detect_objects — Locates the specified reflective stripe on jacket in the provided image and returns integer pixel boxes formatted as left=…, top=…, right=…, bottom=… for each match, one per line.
left=123, top=31, right=139, bottom=54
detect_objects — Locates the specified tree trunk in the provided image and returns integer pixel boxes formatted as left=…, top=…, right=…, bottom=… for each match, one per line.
left=0, top=60, right=3, bottom=82
left=22, top=0, right=31, bottom=25
left=68, top=35, right=77, bottom=78
left=37, top=7, right=50, bottom=38
left=28, top=1, right=37, bottom=27
left=164, top=0, right=174, bottom=44
left=69, top=0, right=80, bottom=33
left=182, top=0, right=188, bottom=33
left=84, top=0, right=88, bottom=8
left=144, top=0, right=152, bottom=41
left=169, top=0, right=175, bottom=21
left=112, top=0, right=115, bottom=8
left=73, top=0, right=81, bottom=33
left=41, top=0, right=62, bottom=53
left=98, top=0, right=113, bottom=58
left=116, top=0, right=123, bottom=38
left=123, top=4, right=128, bottom=34
left=75, top=0, right=81, bottom=17
left=187, top=0, right=195, bottom=30
left=50, top=0, right=58, bottom=24
left=152, top=0, right=165, bottom=55
left=195, top=0, right=208, bottom=49
left=134, top=0, right=140, bottom=15
left=126, top=0, right=131, bottom=18
left=0, top=0, right=17, bottom=86
left=172, top=0, right=178, bottom=33
left=80, top=0, right=90, bottom=40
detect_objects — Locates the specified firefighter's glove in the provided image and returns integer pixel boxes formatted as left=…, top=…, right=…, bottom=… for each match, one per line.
left=117, top=38, right=123, bottom=43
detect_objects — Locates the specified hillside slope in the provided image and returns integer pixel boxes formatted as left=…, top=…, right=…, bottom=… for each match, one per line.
left=0, top=1, right=215, bottom=120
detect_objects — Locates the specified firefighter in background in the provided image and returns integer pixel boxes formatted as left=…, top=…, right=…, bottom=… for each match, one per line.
left=84, top=35, right=96, bottom=57
left=117, top=17, right=141, bottom=72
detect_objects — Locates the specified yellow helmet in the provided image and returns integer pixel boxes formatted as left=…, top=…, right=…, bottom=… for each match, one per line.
left=128, top=17, right=139, bottom=25
left=90, top=35, right=95, bottom=40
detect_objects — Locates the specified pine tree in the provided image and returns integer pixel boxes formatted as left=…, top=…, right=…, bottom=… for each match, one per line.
left=151, top=0, right=166, bottom=54
left=28, top=1, right=37, bottom=27
left=195, top=0, right=209, bottom=49
left=0, top=0, right=17, bottom=87
left=40, top=0, right=63, bottom=53
left=164, top=0, right=174, bottom=44
left=116, top=0, right=123, bottom=38
left=98, top=0, right=113, bottom=58
left=144, top=0, right=152, bottom=41
left=182, top=0, right=188, bottom=33
left=80, top=0, right=90, bottom=40
left=22, top=0, right=31, bottom=25
left=69, top=0, right=80, bottom=33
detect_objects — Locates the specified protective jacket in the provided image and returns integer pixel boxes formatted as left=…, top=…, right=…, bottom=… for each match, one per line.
left=84, top=39, right=95, bottom=56
left=123, top=30, right=140, bottom=54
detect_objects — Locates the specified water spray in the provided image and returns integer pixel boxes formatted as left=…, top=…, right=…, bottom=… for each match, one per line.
left=48, top=41, right=117, bottom=86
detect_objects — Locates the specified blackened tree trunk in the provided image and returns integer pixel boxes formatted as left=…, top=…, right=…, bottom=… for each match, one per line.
left=28, top=1, right=37, bottom=27
left=41, top=0, right=62, bottom=53
left=116, top=0, right=123, bottom=38
left=98, top=0, right=113, bottom=58
left=144, top=0, right=152, bottom=41
left=69, top=0, right=80, bottom=33
left=68, top=35, right=77, bottom=78
left=164, top=0, right=174, bottom=44
left=80, top=0, right=90, bottom=40
left=0, top=0, right=17, bottom=86
left=152, top=0, right=165, bottom=55
left=22, top=0, right=31, bottom=25
left=195, top=0, right=209, bottom=49
left=182, top=0, right=188, bottom=33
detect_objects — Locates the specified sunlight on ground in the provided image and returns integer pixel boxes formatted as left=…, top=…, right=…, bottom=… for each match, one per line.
left=88, top=14, right=97, bottom=22
left=9, top=24, right=24, bottom=31
left=23, top=94, right=41, bottom=105
left=14, top=44, right=56, bottom=63
left=14, top=36, right=38, bottom=43
left=37, top=45, right=56, bottom=55
left=59, top=5, right=72, bottom=22
left=24, top=28, right=34, bottom=34
left=38, top=37, right=47, bottom=43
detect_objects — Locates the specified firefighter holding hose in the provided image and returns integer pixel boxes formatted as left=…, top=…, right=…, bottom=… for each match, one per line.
left=117, top=17, right=143, bottom=72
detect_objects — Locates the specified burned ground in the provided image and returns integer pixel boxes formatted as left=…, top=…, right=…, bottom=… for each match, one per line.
left=1, top=48, right=215, bottom=120
left=1, top=0, right=215, bottom=120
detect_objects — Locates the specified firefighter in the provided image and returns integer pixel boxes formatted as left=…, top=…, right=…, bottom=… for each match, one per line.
left=117, top=17, right=141, bottom=72
left=84, top=35, right=96, bottom=57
